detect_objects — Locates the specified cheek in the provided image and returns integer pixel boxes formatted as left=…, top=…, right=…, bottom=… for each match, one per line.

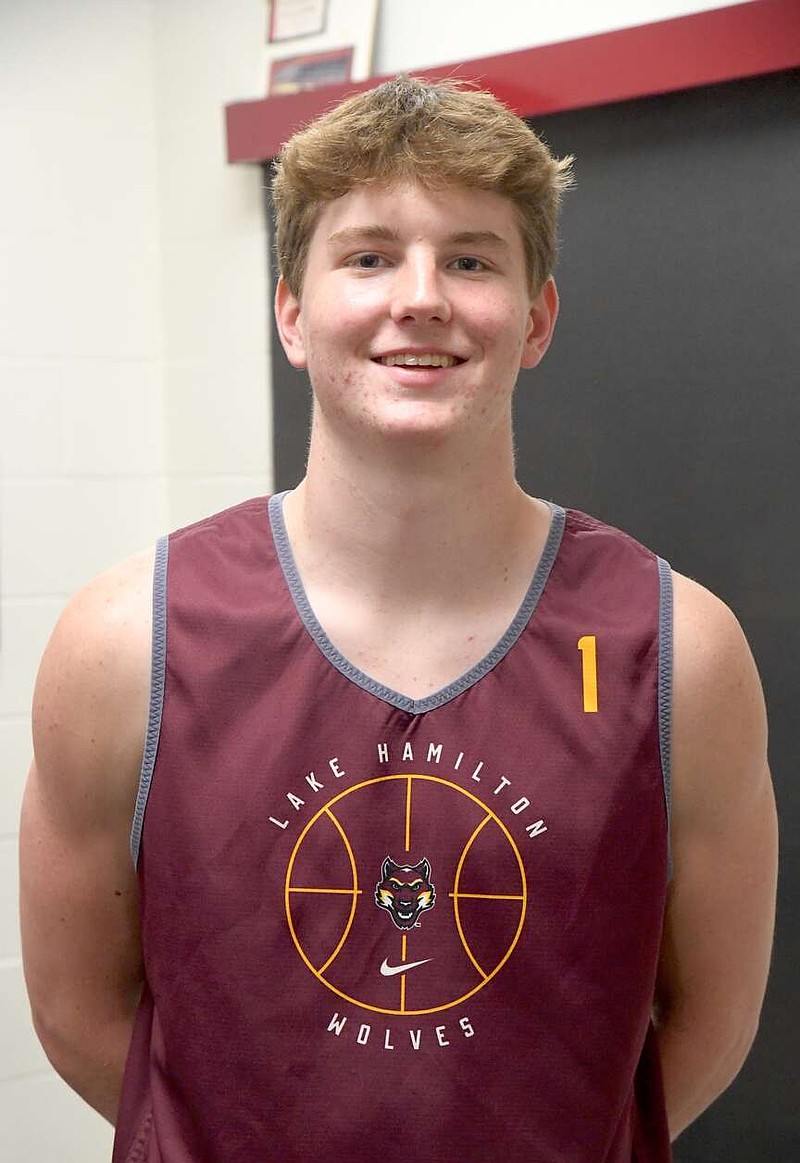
left=472, top=294, right=529, bottom=349
left=304, top=305, right=375, bottom=368
left=305, top=337, right=370, bottom=403
left=322, top=278, right=381, bottom=326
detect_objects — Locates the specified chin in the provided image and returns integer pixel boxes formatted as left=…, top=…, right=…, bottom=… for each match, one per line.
left=368, top=411, right=467, bottom=446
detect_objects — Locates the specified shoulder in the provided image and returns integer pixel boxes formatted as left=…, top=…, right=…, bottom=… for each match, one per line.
left=672, top=569, right=754, bottom=663
left=669, top=570, right=768, bottom=821
left=32, top=547, right=155, bottom=822
left=670, top=570, right=765, bottom=739
left=37, top=547, right=154, bottom=704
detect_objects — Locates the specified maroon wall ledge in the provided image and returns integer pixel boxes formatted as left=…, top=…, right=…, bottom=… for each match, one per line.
left=225, top=0, right=800, bottom=163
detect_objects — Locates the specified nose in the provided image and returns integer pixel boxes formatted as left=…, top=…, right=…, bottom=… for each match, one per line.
left=389, top=250, right=451, bottom=325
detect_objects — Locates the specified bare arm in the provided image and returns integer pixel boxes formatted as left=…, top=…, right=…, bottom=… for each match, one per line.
left=20, top=550, right=154, bottom=1124
left=655, top=572, right=778, bottom=1140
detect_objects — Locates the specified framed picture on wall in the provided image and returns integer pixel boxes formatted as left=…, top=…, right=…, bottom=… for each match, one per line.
left=265, top=0, right=379, bottom=89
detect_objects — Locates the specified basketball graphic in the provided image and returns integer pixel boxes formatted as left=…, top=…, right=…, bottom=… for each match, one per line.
left=285, top=774, right=527, bottom=1016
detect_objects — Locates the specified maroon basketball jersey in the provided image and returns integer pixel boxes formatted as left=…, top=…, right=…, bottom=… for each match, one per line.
left=114, top=493, right=673, bottom=1163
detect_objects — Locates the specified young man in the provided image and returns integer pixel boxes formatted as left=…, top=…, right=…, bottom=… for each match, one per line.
left=21, top=78, right=777, bottom=1162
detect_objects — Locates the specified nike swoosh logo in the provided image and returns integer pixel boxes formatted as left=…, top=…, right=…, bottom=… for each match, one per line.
left=380, top=957, right=432, bottom=977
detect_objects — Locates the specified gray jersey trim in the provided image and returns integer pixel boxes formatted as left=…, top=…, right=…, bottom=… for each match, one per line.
left=130, top=535, right=169, bottom=868
left=656, top=555, right=674, bottom=876
left=268, top=491, right=566, bottom=715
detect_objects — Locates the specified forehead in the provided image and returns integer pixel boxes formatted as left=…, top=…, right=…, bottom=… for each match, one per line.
left=309, top=181, right=525, bottom=254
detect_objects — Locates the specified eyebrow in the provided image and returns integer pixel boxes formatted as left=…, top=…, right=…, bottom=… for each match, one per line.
left=446, top=231, right=510, bottom=250
left=327, top=225, right=399, bottom=247
left=326, top=226, right=510, bottom=250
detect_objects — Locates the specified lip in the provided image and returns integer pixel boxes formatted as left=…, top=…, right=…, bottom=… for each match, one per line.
left=372, top=361, right=462, bottom=390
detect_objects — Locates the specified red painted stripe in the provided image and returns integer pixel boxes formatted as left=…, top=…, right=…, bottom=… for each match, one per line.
left=226, top=0, right=800, bottom=162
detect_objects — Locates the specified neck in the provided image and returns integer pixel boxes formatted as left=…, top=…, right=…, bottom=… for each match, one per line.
left=282, top=420, right=549, bottom=608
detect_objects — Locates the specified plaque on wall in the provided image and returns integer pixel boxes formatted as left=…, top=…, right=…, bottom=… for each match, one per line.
left=269, top=0, right=328, bottom=43
left=265, top=0, right=378, bottom=90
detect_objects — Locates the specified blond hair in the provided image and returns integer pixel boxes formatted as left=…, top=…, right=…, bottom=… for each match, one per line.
left=272, top=75, right=574, bottom=297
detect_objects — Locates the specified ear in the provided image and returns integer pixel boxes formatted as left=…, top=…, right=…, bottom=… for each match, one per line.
left=520, top=276, right=559, bottom=370
left=274, top=277, right=307, bottom=369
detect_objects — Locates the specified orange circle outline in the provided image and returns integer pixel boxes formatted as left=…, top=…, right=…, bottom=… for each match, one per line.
left=284, top=773, right=527, bottom=1016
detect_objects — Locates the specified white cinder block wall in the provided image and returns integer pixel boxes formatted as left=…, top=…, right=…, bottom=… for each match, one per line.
left=0, top=0, right=269, bottom=1158
left=1, top=1, right=166, bottom=1158
left=0, top=0, right=743, bottom=1158
left=154, top=0, right=271, bottom=529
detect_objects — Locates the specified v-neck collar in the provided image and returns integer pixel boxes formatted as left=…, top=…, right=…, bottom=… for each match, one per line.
left=268, top=491, right=566, bottom=715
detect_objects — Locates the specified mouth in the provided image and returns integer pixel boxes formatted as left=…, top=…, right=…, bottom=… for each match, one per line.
left=373, top=352, right=465, bottom=368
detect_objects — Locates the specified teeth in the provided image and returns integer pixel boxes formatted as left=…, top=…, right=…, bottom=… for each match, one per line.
left=381, top=353, right=457, bottom=367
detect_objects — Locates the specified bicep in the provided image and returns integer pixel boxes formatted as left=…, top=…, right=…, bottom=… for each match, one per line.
left=656, top=764, right=776, bottom=1045
left=20, top=760, right=144, bottom=1033
left=20, top=554, right=153, bottom=1040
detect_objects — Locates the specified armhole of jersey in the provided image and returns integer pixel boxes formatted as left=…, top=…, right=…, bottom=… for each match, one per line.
left=129, top=535, right=169, bottom=869
left=656, top=556, right=673, bottom=881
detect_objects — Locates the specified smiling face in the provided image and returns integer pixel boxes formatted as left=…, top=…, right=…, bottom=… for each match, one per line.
left=275, top=182, right=558, bottom=456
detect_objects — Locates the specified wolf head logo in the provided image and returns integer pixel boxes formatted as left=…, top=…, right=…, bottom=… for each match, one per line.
left=375, top=856, right=436, bottom=930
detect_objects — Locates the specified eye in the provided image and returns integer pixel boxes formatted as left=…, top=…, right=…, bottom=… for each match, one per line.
left=348, top=252, right=387, bottom=270
left=450, top=256, right=487, bottom=273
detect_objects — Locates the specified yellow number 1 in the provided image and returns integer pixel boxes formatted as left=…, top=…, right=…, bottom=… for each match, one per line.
left=578, top=635, right=598, bottom=713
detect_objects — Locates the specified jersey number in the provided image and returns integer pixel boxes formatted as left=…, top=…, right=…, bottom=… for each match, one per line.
left=578, top=635, right=598, bottom=713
